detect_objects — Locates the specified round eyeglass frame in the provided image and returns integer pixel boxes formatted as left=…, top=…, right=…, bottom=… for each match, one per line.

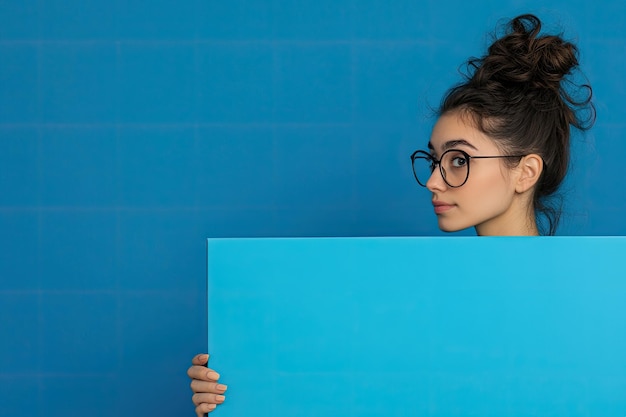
left=410, top=149, right=526, bottom=188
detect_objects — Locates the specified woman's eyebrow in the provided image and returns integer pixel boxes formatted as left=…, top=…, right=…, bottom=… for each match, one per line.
left=438, top=139, right=479, bottom=151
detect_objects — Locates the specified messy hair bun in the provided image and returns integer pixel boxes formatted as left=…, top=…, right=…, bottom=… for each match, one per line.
left=474, top=15, right=579, bottom=92
left=439, top=14, right=595, bottom=235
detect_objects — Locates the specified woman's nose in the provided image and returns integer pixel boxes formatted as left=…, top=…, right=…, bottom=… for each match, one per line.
left=425, top=165, right=446, bottom=192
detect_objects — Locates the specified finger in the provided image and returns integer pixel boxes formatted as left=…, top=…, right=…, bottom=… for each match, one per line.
left=192, top=353, right=209, bottom=366
left=196, top=402, right=217, bottom=416
left=187, top=365, right=220, bottom=381
left=190, top=380, right=228, bottom=395
left=192, top=393, right=226, bottom=406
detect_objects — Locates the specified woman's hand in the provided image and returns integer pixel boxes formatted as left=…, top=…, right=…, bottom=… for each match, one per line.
left=188, top=353, right=227, bottom=415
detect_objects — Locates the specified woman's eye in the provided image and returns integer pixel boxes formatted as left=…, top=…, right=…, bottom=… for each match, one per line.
left=451, top=157, right=467, bottom=167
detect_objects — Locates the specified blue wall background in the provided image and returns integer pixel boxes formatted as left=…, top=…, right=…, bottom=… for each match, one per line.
left=0, top=1, right=624, bottom=416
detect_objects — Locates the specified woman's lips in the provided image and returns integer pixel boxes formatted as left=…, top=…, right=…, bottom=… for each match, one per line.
left=433, top=202, right=455, bottom=214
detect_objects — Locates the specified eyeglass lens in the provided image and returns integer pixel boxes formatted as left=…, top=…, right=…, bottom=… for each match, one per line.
left=412, top=150, right=469, bottom=187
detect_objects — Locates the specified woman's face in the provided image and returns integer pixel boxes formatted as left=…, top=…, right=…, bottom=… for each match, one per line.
left=426, top=112, right=528, bottom=235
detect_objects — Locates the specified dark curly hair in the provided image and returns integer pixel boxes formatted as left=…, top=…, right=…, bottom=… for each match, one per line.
left=439, top=14, right=595, bottom=235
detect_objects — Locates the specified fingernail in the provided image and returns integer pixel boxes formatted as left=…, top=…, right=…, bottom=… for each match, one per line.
left=208, top=404, right=216, bottom=410
left=207, top=371, right=220, bottom=380
left=217, top=384, right=228, bottom=391
left=216, top=395, right=226, bottom=402
left=202, top=354, right=209, bottom=361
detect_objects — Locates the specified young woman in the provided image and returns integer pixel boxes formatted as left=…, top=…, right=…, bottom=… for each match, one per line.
left=186, top=13, right=595, bottom=415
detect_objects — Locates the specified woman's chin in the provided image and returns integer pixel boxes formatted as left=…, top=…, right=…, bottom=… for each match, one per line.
left=437, top=218, right=471, bottom=233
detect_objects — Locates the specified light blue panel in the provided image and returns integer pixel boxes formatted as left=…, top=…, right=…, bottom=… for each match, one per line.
left=208, top=237, right=626, bottom=416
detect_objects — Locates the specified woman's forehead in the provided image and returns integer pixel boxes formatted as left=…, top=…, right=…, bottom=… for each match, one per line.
left=429, top=113, right=495, bottom=153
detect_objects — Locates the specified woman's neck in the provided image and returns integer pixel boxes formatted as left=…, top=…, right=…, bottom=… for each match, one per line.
left=475, top=221, right=539, bottom=236
left=474, top=191, right=540, bottom=236
left=474, top=205, right=540, bottom=236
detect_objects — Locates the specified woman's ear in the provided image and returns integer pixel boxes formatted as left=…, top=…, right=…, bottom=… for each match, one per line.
left=515, top=154, right=543, bottom=193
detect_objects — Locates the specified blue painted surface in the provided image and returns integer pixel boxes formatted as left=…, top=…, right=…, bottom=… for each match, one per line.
left=1, top=1, right=625, bottom=416
left=208, top=237, right=626, bottom=416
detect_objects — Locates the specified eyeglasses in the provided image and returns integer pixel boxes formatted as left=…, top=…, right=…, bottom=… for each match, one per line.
left=410, top=149, right=526, bottom=188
